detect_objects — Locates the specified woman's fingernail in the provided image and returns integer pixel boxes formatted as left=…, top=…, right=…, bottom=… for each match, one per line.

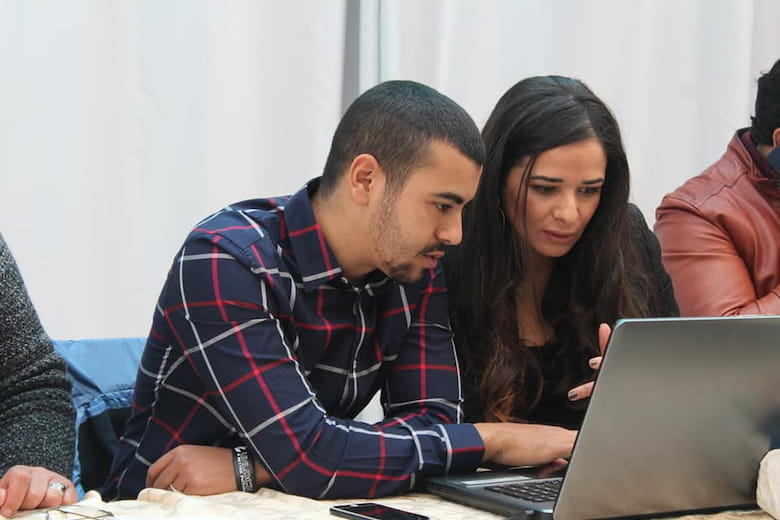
left=567, top=391, right=577, bottom=400
left=588, top=358, right=598, bottom=368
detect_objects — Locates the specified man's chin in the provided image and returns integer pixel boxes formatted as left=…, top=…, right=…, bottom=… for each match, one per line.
left=386, top=264, right=425, bottom=285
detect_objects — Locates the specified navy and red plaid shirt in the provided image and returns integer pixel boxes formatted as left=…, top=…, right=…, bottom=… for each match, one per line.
left=104, top=179, right=484, bottom=499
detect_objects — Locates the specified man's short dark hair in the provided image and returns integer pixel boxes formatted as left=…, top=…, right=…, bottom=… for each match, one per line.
left=751, top=58, right=780, bottom=146
left=319, top=80, right=484, bottom=198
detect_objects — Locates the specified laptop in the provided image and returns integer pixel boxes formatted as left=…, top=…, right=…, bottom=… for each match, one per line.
left=427, top=316, right=780, bottom=520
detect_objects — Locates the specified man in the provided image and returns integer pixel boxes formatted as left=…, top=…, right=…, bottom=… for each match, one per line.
left=103, top=80, right=575, bottom=500
left=655, top=59, right=780, bottom=316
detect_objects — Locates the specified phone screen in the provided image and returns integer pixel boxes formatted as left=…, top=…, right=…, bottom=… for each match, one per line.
left=330, top=502, right=429, bottom=520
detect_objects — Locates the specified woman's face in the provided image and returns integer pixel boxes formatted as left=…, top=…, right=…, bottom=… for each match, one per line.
left=502, top=138, right=607, bottom=261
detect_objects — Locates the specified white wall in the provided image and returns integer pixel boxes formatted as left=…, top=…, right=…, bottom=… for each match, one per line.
left=1, top=0, right=778, bottom=339
left=375, top=0, right=780, bottom=223
left=0, top=1, right=346, bottom=338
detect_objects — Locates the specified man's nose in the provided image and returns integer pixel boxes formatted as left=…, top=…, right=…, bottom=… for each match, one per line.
left=436, top=212, right=463, bottom=246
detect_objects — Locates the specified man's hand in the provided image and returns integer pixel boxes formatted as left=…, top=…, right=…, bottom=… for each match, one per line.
left=567, top=323, right=611, bottom=401
left=0, top=465, right=77, bottom=517
left=474, top=423, right=577, bottom=467
left=146, top=445, right=272, bottom=495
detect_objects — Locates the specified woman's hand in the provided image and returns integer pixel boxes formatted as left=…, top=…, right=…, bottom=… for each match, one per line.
left=567, top=323, right=611, bottom=401
left=0, top=465, right=77, bottom=517
left=146, top=445, right=271, bottom=496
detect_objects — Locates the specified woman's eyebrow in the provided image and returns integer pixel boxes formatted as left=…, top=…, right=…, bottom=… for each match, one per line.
left=528, top=175, right=605, bottom=185
left=529, top=175, right=562, bottom=183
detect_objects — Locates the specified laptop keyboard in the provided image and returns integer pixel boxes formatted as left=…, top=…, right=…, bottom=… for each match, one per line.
left=485, top=479, right=562, bottom=502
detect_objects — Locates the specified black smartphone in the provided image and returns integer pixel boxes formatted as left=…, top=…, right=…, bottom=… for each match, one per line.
left=330, top=502, right=430, bottom=520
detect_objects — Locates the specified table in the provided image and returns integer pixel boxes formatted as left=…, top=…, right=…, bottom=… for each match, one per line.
left=8, top=488, right=774, bottom=520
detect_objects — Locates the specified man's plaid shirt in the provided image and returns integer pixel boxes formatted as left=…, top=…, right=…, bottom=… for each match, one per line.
left=104, top=179, right=484, bottom=499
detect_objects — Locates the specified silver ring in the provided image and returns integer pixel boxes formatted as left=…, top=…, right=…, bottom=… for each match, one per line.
left=168, top=483, right=179, bottom=493
left=47, top=481, right=67, bottom=494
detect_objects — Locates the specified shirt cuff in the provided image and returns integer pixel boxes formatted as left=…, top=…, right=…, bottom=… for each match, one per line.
left=440, top=423, right=485, bottom=474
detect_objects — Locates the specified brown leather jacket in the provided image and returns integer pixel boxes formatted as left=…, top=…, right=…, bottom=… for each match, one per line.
left=655, top=131, right=780, bottom=316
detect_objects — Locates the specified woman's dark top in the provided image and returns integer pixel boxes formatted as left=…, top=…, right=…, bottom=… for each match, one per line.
left=448, top=204, right=679, bottom=426
left=461, top=340, right=587, bottom=428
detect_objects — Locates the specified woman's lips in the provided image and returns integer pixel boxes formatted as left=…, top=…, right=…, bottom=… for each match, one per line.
left=543, top=230, right=577, bottom=243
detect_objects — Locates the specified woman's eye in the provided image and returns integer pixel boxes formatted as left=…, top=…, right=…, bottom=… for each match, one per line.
left=580, top=186, right=602, bottom=196
left=531, top=185, right=555, bottom=194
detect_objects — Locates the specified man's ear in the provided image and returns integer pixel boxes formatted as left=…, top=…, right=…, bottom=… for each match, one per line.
left=347, top=154, right=383, bottom=205
left=772, top=127, right=780, bottom=148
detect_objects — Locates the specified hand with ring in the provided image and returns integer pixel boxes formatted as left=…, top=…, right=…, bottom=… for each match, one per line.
left=0, top=465, right=77, bottom=517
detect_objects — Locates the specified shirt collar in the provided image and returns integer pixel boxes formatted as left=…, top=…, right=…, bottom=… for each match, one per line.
left=281, top=178, right=347, bottom=292
left=740, top=129, right=780, bottom=182
left=283, top=178, right=396, bottom=292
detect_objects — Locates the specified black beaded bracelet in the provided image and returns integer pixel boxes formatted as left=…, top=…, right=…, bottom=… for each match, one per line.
left=232, top=446, right=257, bottom=492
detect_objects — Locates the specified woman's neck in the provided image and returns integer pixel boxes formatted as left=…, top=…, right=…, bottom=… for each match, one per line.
left=515, top=253, right=554, bottom=347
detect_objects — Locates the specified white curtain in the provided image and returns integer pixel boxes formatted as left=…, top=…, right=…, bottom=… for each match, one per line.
left=0, top=0, right=346, bottom=338
left=1, top=0, right=778, bottom=339
left=372, top=0, right=780, bottom=223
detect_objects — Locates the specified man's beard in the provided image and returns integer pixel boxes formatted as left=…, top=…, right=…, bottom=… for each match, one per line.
left=386, top=261, right=419, bottom=285
left=370, top=196, right=446, bottom=285
left=370, top=198, right=420, bottom=284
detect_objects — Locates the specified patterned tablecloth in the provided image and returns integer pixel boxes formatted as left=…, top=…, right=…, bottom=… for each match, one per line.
left=5, top=488, right=775, bottom=520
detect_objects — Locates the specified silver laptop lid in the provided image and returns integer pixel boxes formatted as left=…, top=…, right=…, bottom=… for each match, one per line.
left=555, top=316, right=780, bottom=520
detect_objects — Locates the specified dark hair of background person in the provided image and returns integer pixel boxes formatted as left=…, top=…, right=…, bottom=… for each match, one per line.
left=319, top=80, right=485, bottom=200
left=751, top=58, right=780, bottom=146
left=449, top=75, right=657, bottom=423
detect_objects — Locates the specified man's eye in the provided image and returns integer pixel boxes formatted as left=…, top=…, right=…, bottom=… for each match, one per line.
left=435, top=203, right=452, bottom=212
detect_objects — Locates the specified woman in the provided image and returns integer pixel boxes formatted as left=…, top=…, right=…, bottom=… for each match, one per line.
left=445, top=76, right=678, bottom=427
left=0, top=233, right=78, bottom=515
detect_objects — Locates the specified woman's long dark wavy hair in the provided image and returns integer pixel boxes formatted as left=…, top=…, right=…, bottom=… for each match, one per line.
left=451, top=76, right=653, bottom=422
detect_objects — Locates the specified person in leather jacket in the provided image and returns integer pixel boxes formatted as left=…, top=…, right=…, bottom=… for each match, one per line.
left=655, top=58, right=780, bottom=316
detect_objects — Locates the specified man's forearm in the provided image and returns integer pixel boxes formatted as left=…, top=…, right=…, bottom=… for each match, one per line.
left=253, top=459, right=272, bottom=488
left=474, top=422, right=577, bottom=467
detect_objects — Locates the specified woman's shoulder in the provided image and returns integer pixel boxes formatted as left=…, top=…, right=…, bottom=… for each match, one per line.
left=624, top=204, right=680, bottom=317
left=626, top=203, right=649, bottom=228
left=624, top=203, right=657, bottom=252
